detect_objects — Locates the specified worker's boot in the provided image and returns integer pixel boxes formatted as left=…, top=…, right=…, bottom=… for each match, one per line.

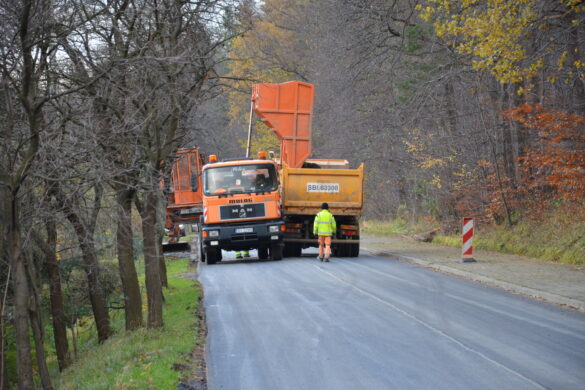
left=324, top=257, right=330, bottom=262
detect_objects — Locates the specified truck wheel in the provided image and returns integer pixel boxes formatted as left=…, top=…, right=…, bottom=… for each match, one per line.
left=206, top=248, right=220, bottom=264
left=199, top=239, right=206, bottom=262
left=350, top=243, right=360, bottom=257
left=258, top=246, right=269, bottom=260
left=283, top=243, right=302, bottom=258
left=270, top=244, right=283, bottom=261
left=291, top=244, right=302, bottom=257
left=343, top=244, right=353, bottom=257
left=334, top=244, right=349, bottom=257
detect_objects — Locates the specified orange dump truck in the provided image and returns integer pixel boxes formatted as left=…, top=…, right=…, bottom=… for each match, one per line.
left=163, top=148, right=204, bottom=252
left=253, top=81, right=364, bottom=257
left=199, top=154, right=285, bottom=264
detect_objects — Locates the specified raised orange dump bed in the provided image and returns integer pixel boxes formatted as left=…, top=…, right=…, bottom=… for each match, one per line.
left=252, top=81, right=314, bottom=169
left=168, top=148, right=203, bottom=208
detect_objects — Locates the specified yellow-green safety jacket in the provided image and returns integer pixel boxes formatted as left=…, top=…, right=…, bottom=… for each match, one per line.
left=313, top=209, right=337, bottom=236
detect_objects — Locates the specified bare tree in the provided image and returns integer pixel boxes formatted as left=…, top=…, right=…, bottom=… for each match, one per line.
left=0, top=0, right=107, bottom=385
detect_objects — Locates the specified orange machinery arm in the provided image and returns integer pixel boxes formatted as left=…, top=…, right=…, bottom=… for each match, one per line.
left=252, top=81, right=315, bottom=169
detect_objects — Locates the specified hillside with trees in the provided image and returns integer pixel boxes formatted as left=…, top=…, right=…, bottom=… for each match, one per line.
left=0, top=0, right=583, bottom=388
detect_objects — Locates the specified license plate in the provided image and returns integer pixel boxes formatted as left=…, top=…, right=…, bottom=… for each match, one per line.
left=307, top=182, right=340, bottom=193
left=235, top=227, right=254, bottom=234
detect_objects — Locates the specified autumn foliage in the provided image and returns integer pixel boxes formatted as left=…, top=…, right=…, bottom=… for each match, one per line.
left=454, top=104, right=585, bottom=224
left=504, top=104, right=585, bottom=202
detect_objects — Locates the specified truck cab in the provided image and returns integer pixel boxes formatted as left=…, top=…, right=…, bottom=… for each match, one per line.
left=200, top=155, right=285, bottom=264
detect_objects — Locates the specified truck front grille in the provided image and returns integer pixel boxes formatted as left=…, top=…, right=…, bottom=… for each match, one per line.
left=231, top=233, right=259, bottom=242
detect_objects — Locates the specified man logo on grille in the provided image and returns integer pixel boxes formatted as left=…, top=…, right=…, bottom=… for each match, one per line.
left=239, top=208, right=247, bottom=218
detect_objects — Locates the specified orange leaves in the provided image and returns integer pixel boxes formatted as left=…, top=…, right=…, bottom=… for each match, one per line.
left=503, top=104, right=585, bottom=201
left=453, top=104, right=584, bottom=225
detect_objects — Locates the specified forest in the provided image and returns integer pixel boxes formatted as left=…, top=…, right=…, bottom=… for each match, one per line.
left=0, top=0, right=583, bottom=388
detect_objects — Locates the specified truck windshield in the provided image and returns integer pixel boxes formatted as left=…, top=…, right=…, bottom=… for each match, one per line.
left=203, top=163, right=278, bottom=196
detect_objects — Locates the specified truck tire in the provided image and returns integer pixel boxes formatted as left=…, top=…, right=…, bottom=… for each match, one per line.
left=258, top=246, right=269, bottom=260
left=334, top=244, right=350, bottom=257
left=270, top=244, right=283, bottom=261
left=206, top=248, right=221, bottom=265
left=350, top=243, right=360, bottom=257
left=284, top=243, right=302, bottom=258
left=292, top=244, right=302, bottom=257
left=200, top=239, right=206, bottom=262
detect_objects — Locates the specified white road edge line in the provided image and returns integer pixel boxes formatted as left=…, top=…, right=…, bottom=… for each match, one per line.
left=314, top=264, right=549, bottom=390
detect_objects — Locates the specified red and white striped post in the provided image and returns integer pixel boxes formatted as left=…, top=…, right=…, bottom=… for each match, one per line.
left=461, top=217, right=476, bottom=263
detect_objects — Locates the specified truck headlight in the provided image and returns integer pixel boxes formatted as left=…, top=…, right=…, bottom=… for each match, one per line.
left=208, top=230, right=219, bottom=237
left=269, top=225, right=280, bottom=233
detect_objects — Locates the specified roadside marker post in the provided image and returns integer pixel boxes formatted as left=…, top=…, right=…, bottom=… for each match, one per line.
left=461, top=217, right=476, bottom=263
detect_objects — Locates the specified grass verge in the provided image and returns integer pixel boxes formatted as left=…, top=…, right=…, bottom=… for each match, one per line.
left=361, top=218, right=434, bottom=236
left=363, top=204, right=585, bottom=266
left=54, top=259, right=203, bottom=389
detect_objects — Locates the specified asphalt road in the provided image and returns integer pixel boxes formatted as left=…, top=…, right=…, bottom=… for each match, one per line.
left=199, top=250, right=585, bottom=390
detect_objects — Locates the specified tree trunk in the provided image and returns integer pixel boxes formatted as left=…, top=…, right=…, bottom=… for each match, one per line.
left=58, top=190, right=111, bottom=343
left=115, top=189, right=143, bottom=330
left=0, top=190, right=9, bottom=390
left=139, top=190, right=164, bottom=328
left=155, top=186, right=169, bottom=290
left=7, top=193, right=34, bottom=390
left=78, top=238, right=111, bottom=342
left=444, top=81, right=459, bottom=138
left=568, top=17, right=585, bottom=113
left=11, top=229, right=34, bottom=389
left=500, top=84, right=516, bottom=185
left=0, top=266, right=12, bottom=390
left=26, top=250, right=53, bottom=390
left=157, top=232, right=168, bottom=289
left=155, top=190, right=168, bottom=289
left=69, top=325, right=78, bottom=359
left=43, top=220, right=71, bottom=370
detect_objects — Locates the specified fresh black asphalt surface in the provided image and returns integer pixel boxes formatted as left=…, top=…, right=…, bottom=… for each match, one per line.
left=199, top=251, right=585, bottom=390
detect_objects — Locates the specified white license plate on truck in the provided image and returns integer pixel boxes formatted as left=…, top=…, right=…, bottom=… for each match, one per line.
left=307, top=183, right=339, bottom=193
left=235, top=227, right=254, bottom=233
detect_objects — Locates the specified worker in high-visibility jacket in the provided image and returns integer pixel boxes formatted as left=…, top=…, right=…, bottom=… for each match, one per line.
left=313, top=202, right=336, bottom=262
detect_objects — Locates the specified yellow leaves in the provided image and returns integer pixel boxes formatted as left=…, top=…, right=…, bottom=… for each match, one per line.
left=416, top=5, right=436, bottom=22
left=565, top=0, right=584, bottom=9
left=404, top=140, right=420, bottom=153
left=420, top=157, right=447, bottom=169
left=558, top=50, right=569, bottom=69
left=416, top=0, right=552, bottom=84
left=226, top=1, right=307, bottom=151
left=430, top=175, right=442, bottom=189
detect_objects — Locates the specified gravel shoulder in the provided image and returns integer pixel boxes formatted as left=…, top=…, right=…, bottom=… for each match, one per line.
left=361, top=234, right=585, bottom=313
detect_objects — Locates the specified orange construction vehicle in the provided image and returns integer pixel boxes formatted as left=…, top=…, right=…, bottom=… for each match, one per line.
left=199, top=81, right=363, bottom=263
left=252, top=81, right=364, bottom=257
left=199, top=153, right=284, bottom=264
left=163, top=148, right=205, bottom=253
